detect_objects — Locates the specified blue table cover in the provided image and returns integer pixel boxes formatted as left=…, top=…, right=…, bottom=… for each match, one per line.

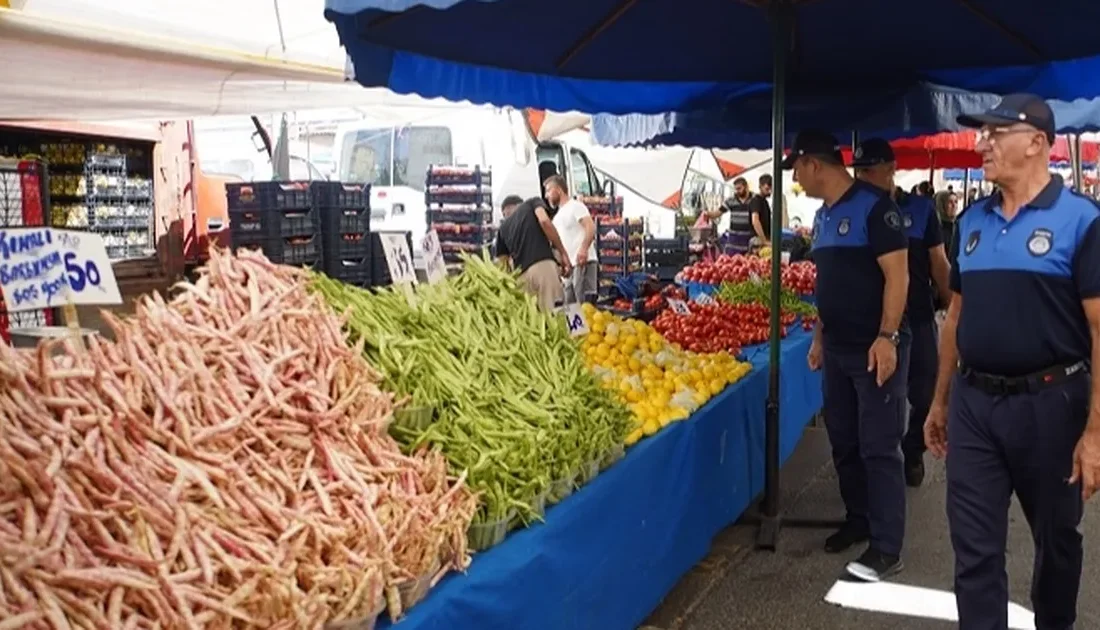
left=379, top=329, right=821, bottom=630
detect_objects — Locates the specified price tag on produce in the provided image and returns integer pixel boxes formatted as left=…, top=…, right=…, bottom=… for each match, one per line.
left=693, top=292, right=716, bottom=306
left=0, top=228, right=121, bottom=313
left=379, top=232, right=418, bottom=285
left=563, top=303, right=589, bottom=337
left=749, top=271, right=763, bottom=285
left=668, top=298, right=692, bottom=315
left=781, top=251, right=791, bottom=265
left=421, top=230, right=447, bottom=284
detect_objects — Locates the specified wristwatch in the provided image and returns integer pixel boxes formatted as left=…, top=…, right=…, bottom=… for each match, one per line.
left=878, top=331, right=901, bottom=347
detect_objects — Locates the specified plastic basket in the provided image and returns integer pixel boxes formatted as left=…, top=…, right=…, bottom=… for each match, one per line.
left=468, top=512, right=515, bottom=551
left=579, top=459, right=601, bottom=485
left=324, top=595, right=386, bottom=630
left=548, top=469, right=578, bottom=504
left=397, top=557, right=441, bottom=611
left=601, top=444, right=625, bottom=471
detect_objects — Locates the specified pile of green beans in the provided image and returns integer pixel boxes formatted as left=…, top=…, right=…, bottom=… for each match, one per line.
left=311, top=256, right=632, bottom=524
left=716, top=280, right=818, bottom=317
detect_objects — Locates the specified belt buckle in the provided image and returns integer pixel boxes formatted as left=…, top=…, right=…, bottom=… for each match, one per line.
left=985, top=374, right=1011, bottom=396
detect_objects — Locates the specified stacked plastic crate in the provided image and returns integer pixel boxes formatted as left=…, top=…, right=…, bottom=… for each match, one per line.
left=643, top=235, right=689, bottom=282
left=0, top=158, right=54, bottom=344
left=590, top=186, right=644, bottom=298
left=313, top=183, right=372, bottom=286
left=84, top=154, right=155, bottom=260
left=226, top=182, right=321, bottom=269
left=425, top=166, right=494, bottom=274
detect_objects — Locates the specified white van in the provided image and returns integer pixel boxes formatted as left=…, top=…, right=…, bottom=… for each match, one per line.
left=332, top=107, right=606, bottom=266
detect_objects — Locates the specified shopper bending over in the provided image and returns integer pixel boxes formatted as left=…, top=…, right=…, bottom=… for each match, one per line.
left=495, top=196, right=572, bottom=310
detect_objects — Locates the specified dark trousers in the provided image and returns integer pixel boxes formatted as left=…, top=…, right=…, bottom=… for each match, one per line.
left=822, top=340, right=910, bottom=556
left=946, top=373, right=1087, bottom=630
left=903, top=318, right=939, bottom=458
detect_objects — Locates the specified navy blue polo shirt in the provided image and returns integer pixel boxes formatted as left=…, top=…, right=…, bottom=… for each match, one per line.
left=897, top=191, right=944, bottom=323
left=811, top=180, right=910, bottom=350
left=950, top=175, right=1100, bottom=376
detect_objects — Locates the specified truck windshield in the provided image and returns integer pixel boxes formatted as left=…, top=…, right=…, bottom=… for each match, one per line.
left=342, top=126, right=453, bottom=191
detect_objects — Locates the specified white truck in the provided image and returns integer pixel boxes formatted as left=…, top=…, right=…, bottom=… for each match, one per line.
left=332, top=107, right=607, bottom=266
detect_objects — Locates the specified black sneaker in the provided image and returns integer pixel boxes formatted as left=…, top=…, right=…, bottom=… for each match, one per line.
left=905, top=455, right=925, bottom=488
left=846, top=548, right=903, bottom=582
left=824, top=521, right=869, bottom=554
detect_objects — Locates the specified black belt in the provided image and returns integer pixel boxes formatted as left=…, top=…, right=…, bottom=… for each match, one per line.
left=960, top=361, right=1088, bottom=396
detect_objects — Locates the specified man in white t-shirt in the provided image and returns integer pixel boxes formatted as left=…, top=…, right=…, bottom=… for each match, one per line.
left=545, top=175, right=597, bottom=303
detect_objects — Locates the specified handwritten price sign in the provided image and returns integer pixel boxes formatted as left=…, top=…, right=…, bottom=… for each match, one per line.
left=563, top=303, right=589, bottom=337
left=378, top=232, right=417, bottom=286
left=421, top=230, right=447, bottom=284
left=0, top=228, right=121, bottom=313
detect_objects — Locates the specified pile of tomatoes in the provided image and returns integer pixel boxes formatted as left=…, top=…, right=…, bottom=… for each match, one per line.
left=781, top=261, right=817, bottom=296
left=652, top=302, right=804, bottom=353
left=678, top=254, right=817, bottom=296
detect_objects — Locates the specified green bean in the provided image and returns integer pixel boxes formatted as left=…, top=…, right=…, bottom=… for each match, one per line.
left=309, top=254, right=632, bottom=525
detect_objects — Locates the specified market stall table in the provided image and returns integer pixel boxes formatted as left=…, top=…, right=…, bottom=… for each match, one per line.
left=379, top=328, right=821, bottom=630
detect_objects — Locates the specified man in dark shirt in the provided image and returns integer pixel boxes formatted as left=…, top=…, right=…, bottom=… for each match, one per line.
left=750, top=174, right=773, bottom=242
left=927, top=94, right=1100, bottom=630
left=495, top=196, right=571, bottom=310
left=854, top=138, right=952, bottom=488
left=788, top=130, right=910, bottom=581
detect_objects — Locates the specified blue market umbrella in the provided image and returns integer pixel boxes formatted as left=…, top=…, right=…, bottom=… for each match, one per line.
left=326, top=0, right=1100, bottom=114
left=590, top=84, right=1100, bottom=149
left=325, top=0, right=1100, bottom=548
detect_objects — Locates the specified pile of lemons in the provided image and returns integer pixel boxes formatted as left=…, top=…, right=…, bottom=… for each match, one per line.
left=579, top=303, right=753, bottom=446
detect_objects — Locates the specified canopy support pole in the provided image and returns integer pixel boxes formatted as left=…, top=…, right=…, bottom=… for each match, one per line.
left=755, top=0, right=845, bottom=550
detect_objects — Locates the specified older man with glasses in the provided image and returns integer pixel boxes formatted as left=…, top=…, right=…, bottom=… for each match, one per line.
left=925, top=94, right=1100, bottom=630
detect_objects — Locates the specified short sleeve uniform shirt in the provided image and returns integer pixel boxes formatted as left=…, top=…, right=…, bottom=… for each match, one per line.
left=811, top=180, right=910, bottom=351
left=950, top=175, right=1100, bottom=376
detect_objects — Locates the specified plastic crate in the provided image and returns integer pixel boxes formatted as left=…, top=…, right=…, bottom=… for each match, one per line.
left=311, top=182, right=370, bottom=209
left=425, top=186, right=492, bottom=207
left=327, top=259, right=372, bottom=287
left=426, top=208, right=493, bottom=224
left=319, top=206, right=370, bottom=236
left=426, top=165, right=492, bottom=187
left=323, top=232, right=371, bottom=273
left=229, top=206, right=317, bottom=240
left=226, top=181, right=312, bottom=211
left=233, top=233, right=321, bottom=267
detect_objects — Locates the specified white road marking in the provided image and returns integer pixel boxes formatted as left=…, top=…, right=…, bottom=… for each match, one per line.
left=824, top=579, right=1035, bottom=629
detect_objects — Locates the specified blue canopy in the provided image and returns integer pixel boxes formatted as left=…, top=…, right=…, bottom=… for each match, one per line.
left=326, top=0, right=1100, bottom=114
left=591, top=86, right=1100, bottom=149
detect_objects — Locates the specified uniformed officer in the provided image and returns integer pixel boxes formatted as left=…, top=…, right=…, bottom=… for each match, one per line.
left=853, top=138, right=952, bottom=487
left=925, top=94, right=1100, bottom=630
left=787, top=130, right=911, bottom=581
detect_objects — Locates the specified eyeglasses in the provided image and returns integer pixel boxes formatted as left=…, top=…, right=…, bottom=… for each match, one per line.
left=976, top=127, right=1039, bottom=144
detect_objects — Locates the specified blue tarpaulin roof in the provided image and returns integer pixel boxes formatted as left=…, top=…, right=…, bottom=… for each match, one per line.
left=326, top=0, right=1100, bottom=114
left=591, top=85, right=1100, bottom=149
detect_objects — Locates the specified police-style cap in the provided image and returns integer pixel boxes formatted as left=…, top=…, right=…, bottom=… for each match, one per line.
left=781, top=130, right=843, bottom=169
left=851, top=138, right=895, bottom=168
left=956, top=93, right=1056, bottom=144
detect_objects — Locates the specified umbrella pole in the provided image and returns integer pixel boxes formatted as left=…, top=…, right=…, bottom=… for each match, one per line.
left=755, top=0, right=845, bottom=550
left=755, top=0, right=789, bottom=551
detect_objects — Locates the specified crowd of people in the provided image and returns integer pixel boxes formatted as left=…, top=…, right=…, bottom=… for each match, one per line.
left=799, top=93, right=1100, bottom=630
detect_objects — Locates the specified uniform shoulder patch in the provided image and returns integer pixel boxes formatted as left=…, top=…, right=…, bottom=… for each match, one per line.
left=884, top=208, right=902, bottom=230
left=964, top=229, right=981, bottom=255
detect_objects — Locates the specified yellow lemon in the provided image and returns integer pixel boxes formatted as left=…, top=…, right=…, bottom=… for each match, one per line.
left=625, top=428, right=644, bottom=446
left=692, top=391, right=709, bottom=406
left=669, top=406, right=690, bottom=421
left=643, top=419, right=660, bottom=436
left=626, top=389, right=643, bottom=403
left=708, top=379, right=725, bottom=396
